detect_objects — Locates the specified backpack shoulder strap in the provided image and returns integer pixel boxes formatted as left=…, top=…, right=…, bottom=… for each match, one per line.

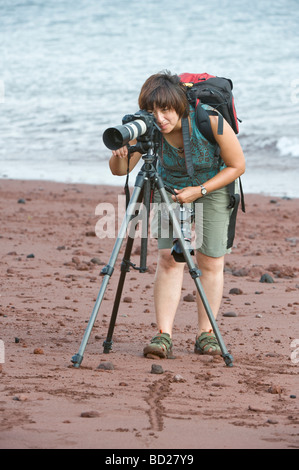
left=195, top=104, right=223, bottom=143
left=181, top=117, right=194, bottom=178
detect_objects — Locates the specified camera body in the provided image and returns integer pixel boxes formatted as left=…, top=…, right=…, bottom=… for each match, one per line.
left=103, top=110, right=157, bottom=151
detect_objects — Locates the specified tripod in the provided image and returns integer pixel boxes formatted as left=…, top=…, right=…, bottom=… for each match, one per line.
left=71, top=143, right=234, bottom=368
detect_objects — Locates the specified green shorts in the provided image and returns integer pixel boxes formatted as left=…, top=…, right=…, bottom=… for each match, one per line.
left=150, top=186, right=234, bottom=258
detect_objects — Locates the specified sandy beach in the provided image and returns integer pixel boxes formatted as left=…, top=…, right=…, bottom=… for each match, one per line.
left=0, top=178, right=298, bottom=450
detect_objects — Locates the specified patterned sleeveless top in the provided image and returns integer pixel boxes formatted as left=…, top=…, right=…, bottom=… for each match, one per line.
left=157, top=105, right=224, bottom=189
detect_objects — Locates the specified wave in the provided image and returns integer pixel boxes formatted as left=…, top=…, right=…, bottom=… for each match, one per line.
left=239, top=134, right=299, bottom=160
left=276, top=136, right=299, bottom=158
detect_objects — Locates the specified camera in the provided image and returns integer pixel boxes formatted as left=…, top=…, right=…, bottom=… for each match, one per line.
left=171, top=204, right=194, bottom=262
left=103, top=110, right=157, bottom=150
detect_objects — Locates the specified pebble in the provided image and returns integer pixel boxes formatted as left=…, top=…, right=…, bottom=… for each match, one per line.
left=183, top=293, right=195, bottom=302
left=90, top=257, right=104, bottom=265
left=229, top=288, right=243, bottom=295
left=260, top=273, right=274, bottom=283
left=85, top=231, right=96, bottom=237
left=172, top=374, right=186, bottom=383
left=123, top=296, right=132, bottom=303
left=33, top=348, right=44, bottom=355
left=151, top=364, right=164, bottom=374
left=223, top=311, right=238, bottom=317
left=268, top=385, right=283, bottom=395
left=27, top=253, right=35, bottom=259
left=97, top=361, right=114, bottom=370
left=80, top=411, right=100, bottom=418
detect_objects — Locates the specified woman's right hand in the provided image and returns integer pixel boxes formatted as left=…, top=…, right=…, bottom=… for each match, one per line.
left=109, top=142, right=142, bottom=176
left=111, top=146, right=128, bottom=159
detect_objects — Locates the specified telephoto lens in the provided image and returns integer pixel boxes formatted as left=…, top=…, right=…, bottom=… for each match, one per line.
left=103, top=119, right=147, bottom=150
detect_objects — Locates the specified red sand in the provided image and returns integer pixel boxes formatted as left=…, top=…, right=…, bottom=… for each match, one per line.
left=0, top=179, right=298, bottom=449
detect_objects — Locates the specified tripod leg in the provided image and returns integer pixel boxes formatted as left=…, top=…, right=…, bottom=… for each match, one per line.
left=71, top=181, right=144, bottom=368
left=102, top=234, right=135, bottom=353
left=139, top=176, right=151, bottom=272
left=102, top=181, right=146, bottom=353
left=156, top=181, right=233, bottom=367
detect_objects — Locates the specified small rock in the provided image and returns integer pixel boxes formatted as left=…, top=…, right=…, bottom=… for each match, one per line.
left=151, top=364, right=164, bottom=374
left=183, top=293, right=195, bottom=302
left=97, top=362, right=114, bottom=370
left=80, top=411, right=100, bottom=418
left=260, top=273, right=274, bottom=283
left=223, top=311, right=238, bottom=317
left=17, top=198, right=26, bottom=204
left=27, top=253, right=35, bottom=259
left=90, top=257, right=103, bottom=265
left=33, top=348, right=44, bottom=355
left=85, top=231, right=96, bottom=237
left=229, top=288, right=243, bottom=295
left=290, top=395, right=296, bottom=399
left=123, top=296, right=132, bottom=303
left=172, top=374, right=186, bottom=383
left=268, top=385, right=283, bottom=395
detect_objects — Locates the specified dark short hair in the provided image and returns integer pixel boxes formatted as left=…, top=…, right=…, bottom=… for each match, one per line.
left=138, top=71, right=189, bottom=118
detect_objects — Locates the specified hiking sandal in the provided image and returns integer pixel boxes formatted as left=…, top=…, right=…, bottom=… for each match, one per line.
left=143, top=332, right=173, bottom=359
left=194, top=331, right=221, bottom=356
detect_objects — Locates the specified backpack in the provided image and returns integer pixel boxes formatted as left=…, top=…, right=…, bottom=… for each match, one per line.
left=179, top=72, right=241, bottom=143
left=179, top=73, right=245, bottom=248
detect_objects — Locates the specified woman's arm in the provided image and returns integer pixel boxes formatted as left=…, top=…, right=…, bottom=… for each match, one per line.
left=172, top=115, right=246, bottom=204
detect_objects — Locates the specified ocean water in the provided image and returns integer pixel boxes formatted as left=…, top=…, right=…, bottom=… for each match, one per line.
left=1, top=0, right=299, bottom=197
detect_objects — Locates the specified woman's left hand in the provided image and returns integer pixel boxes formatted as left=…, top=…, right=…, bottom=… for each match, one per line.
left=171, top=186, right=201, bottom=204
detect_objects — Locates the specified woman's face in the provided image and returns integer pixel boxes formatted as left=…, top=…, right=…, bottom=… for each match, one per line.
left=150, top=107, right=181, bottom=134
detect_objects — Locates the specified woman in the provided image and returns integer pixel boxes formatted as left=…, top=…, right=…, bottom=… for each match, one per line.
left=109, top=71, right=245, bottom=358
